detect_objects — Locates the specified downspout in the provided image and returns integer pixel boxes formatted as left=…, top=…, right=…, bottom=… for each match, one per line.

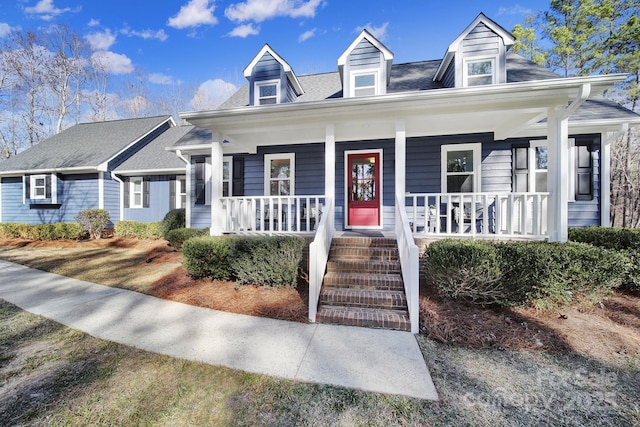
left=562, top=83, right=591, bottom=120
left=176, top=150, right=191, bottom=228
left=110, top=172, right=125, bottom=221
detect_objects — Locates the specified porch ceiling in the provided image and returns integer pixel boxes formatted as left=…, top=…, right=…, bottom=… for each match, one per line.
left=180, top=74, right=628, bottom=153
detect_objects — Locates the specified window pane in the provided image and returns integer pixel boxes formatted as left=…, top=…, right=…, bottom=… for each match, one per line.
left=447, top=175, right=474, bottom=193
left=259, top=84, right=277, bottom=97
left=270, top=159, right=290, bottom=179
left=535, top=146, right=548, bottom=170
left=354, top=87, right=376, bottom=97
left=223, top=161, right=230, bottom=180
left=535, top=171, right=547, bottom=192
left=355, top=74, right=375, bottom=88
left=134, top=193, right=142, bottom=206
left=577, top=145, right=590, bottom=168
left=447, top=150, right=474, bottom=172
left=467, top=75, right=493, bottom=86
left=35, top=187, right=45, bottom=196
left=35, top=178, right=45, bottom=187
left=468, top=61, right=492, bottom=76
left=270, top=180, right=290, bottom=196
left=259, top=98, right=277, bottom=105
left=223, top=182, right=229, bottom=197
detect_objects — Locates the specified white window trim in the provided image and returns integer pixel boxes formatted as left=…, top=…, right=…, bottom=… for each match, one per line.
left=223, top=156, right=232, bottom=197
left=130, top=176, right=143, bottom=209
left=30, top=174, right=47, bottom=200
left=264, top=153, right=295, bottom=196
left=529, top=139, right=575, bottom=201
left=441, top=143, right=482, bottom=193
left=463, top=56, right=497, bottom=87
left=254, top=79, right=280, bottom=106
left=350, top=68, right=379, bottom=97
left=176, top=176, right=186, bottom=209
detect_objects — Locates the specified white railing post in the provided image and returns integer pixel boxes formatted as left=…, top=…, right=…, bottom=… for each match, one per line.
left=395, top=194, right=420, bottom=334
left=308, top=198, right=334, bottom=323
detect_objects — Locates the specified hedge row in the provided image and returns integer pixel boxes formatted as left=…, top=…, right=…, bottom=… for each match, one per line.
left=424, top=239, right=632, bottom=309
left=182, top=235, right=305, bottom=288
left=0, top=222, right=86, bottom=240
left=114, top=221, right=163, bottom=239
left=166, top=227, right=208, bottom=249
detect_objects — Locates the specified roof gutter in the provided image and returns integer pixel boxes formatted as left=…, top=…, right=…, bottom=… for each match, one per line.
left=561, top=83, right=591, bottom=120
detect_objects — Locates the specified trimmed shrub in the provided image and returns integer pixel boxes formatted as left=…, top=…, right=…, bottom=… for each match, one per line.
left=182, top=236, right=233, bottom=280
left=424, top=239, right=503, bottom=306
left=229, top=236, right=305, bottom=288
left=161, top=208, right=186, bottom=240
left=0, top=222, right=85, bottom=240
left=167, top=227, right=208, bottom=249
left=114, top=221, right=163, bottom=239
left=76, top=209, right=110, bottom=240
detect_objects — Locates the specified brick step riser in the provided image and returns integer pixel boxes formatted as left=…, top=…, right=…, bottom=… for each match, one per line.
left=331, top=238, right=397, bottom=247
left=319, top=299, right=407, bottom=311
left=323, top=274, right=404, bottom=289
left=329, top=249, right=399, bottom=261
left=316, top=310, right=410, bottom=332
left=322, top=283, right=405, bottom=292
left=326, top=262, right=401, bottom=274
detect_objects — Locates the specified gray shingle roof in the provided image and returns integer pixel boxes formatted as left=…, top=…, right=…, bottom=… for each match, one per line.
left=114, top=125, right=193, bottom=172
left=172, top=126, right=212, bottom=147
left=0, top=116, right=172, bottom=173
left=217, top=52, right=564, bottom=109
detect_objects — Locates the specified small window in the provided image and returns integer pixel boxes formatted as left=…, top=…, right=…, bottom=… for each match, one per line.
left=176, top=176, right=186, bottom=209
left=533, top=145, right=548, bottom=192
left=265, top=153, right=295, bottom=196
left=223, top=157, right=232, bottom=197
left=130, top=177, right=143, bottom=208
left=352, top=71, right=377, bottom=97
left=30, top=175, right=47, bottom=199
left=441, top=143, right=481, bottom=193
left=255, top=80, right=279, bottom=105
left=464, top=58, right=496, bottom=87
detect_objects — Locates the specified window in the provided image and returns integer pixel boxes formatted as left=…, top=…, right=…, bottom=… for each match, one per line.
left=464, top=57, right=496, bottom=87
left=223, top=157, right=232, bottom=197
left=532, top=143, right=548, bottom=192
left=194, top=158, right=206, bottom=205
left=441, top=143, right=481, bottom=193
left=130, top=177, right=143, bottom=208
left=30, top=175, right=47, bottom=199
left=265, top=153, right=295, bottom=196
left=575, top=143, right=593, bottom=200
left=176, top=176, right=186, bottom=209
left=351, top=70, right=378, bottom=97
left=255, top=80, right=279, bottom=105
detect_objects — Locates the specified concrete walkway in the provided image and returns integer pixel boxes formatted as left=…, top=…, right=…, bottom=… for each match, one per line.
left=0, top=260, right=438, bottom=400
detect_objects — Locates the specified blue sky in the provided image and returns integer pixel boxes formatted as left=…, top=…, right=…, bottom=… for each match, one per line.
left=1, top=0, right=552, bottom=110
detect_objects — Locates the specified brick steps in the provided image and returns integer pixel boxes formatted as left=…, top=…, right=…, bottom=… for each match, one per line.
left=316, top=236, right=410, bottom=332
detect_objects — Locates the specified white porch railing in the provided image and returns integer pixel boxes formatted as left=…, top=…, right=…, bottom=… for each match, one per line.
left=220, top=195, right=325, bottom=233
left=406, top=192, right=549, bottom=238
left=308, top=197, right=334, bottom=323
left=395, top=194, right=420, bottom=334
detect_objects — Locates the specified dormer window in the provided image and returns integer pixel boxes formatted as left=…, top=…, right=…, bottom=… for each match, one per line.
left=464, top=57, right=496, bottom=87
left=352, top=70, right=378, bottom=97
left=256, top=80, right=280, bottom=105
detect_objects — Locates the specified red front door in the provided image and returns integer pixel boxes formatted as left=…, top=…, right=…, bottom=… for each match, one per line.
left=347, top=152, right=380, bottom=227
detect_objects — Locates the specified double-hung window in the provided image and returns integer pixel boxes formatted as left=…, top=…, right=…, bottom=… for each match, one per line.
left=30, top=175, right=47, bottom=199
left=255, top=80, right=279, bottom=105
left=223, top=157, right=232, bottom=197
left=441, top=143, right=482, bottom=193
left=351, top=70, right=378, bottom=97
left=464, top=57, right=496, bottom=87
left=130, top=176, right=143, bottom=208
left=176, top=176, right=186, bottom=209
left=265, top=153, right=294, bottom=196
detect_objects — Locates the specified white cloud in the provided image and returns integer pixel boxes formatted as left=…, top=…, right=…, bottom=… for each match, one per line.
left=190, top=79, right=239, bottom=110
left=0, top=23, right=19, bottom=38
left=167, top=0, right=218, bottom=29
left=298, top=28, right=316, bottom=42
left=87, top=18, right=100, bottom=27
left=24, top=0, right=80, bottom=21
left=91, top=51, right=134, bottom=75
left=356, top=21, right=389, bottom=41
left=228, top=23, right=260, bottom=38
left=149, top=73, right=174, bottom=85
left=86, top=29, right=116, bottom=51
left=121, top=27, right=168, bottom=42
left=225, top=0, right=323, bottom=23
left=498, top=4, right=534, bottom=16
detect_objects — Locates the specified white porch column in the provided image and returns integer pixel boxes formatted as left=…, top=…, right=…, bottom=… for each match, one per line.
left=325, top=124, right=335, bottom=200
left=601, top=132, right=612, bottom=227
left=395, top=120, right=406, bottom=199
left=210, top=137, right=225, bottom=236
left=547, top=107, right=570, bottom=242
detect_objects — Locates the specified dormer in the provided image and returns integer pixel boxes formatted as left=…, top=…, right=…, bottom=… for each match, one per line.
left=338, top=30, right=394, bottom=98
left=434, top=13, right=515, bottom=88
left=243, top=44, right=304, bottom=106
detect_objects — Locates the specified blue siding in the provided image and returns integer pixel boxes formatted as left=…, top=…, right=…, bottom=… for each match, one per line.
left=123, top=175, right=174, bottom=222
left=568, top=135, right=601, bottom=227
left=442, top=62, right=455, bottom=88
left=103, top=172, right=120, bottom=222
left=249, top=52, right=298, bottom=104
left=462, top=23, right=500, bottom=57
left=348, top=39, right=382, bottom=69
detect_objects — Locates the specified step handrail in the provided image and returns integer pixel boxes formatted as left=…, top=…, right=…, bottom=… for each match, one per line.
left=395, top=194, right=420, bottom=334
left=308, top=197, right=334, bottom=323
